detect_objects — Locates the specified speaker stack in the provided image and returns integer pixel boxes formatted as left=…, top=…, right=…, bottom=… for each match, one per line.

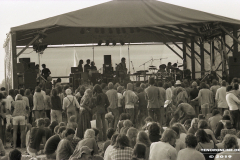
left=17, top=58, right=37, bottom=89
left=229, top=55, right=240, bottom=83
left=103, top=55, right=114, bottom=83
left=69, top=67, right=87, bottom=91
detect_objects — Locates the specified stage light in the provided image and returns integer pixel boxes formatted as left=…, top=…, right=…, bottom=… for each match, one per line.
left=98, top=40, right=102, bottom=46
left=120, top=40, right=124, bottom=45
left=116, top=28, right=120, bottom=34
left=95, top=28, right=99, bottom=33
left=112, top=40, right=116, bottom=46
left=108, top=28, right=113, bottom=34
left=130, top=28, right=134, bottom=33
left=101, top=28, right=105, bottom=34
left=121, top=28, right=126, bottom=33
left=80, top=28, right=85, bottom=34
left=105, top=40, right=109, bottom=46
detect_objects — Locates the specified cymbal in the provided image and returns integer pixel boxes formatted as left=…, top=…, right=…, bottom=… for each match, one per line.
left=149, top=65, right=156, bottom=68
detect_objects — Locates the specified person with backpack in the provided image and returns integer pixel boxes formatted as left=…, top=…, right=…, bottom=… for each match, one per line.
left=63, top=89, right=80, bottom=122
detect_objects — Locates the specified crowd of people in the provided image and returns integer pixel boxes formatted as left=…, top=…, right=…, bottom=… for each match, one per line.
left=0, top=76, right=240, bottom=160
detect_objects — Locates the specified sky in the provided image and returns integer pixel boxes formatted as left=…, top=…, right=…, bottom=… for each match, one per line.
left=1, top=0, right=240, bottom=83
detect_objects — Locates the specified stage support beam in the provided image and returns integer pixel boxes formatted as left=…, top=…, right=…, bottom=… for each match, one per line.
left=11, top=32, right=18, bottom=89
left=220, top=25, right=240, bottom=45
left=164, top=43, right=183, bottom=59
left=183, top=41, right=187, bottom=70
left=211, top=41, right=215, bottom=66
left=233, top=26, right=239, bottom=57
left=200, top=42, right=205, bottom=77
left=167, top=29, right=201, bottom=57
left=178, top=26, right=210, bottom=55
left=191, top=39, right=195, bottom=79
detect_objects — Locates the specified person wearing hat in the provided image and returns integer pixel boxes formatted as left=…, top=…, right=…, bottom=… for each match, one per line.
left=172, top=80, right=185, bottom=106
left=63, top=89, right=80, bottom=122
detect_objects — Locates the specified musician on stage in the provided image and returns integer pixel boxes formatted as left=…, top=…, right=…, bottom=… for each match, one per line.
left=90, top=61, right=97, bottom=70
left=78, top=59, right=84, bottom=72
left=166, top=62, right=173, bottom=73
left=116, top=57, right=128, bottom=83
left=84, top=59, right=91, bottom=73
left=41, top=64, right=51, bottom=80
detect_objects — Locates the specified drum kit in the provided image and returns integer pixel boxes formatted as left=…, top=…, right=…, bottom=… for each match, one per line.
left=134, top=57, right=184, bottom=81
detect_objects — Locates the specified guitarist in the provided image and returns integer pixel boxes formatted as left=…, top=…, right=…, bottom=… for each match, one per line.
left=117, top=57, right=128, bottom=83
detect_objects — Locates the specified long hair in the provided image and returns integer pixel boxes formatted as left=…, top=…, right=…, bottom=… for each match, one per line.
left=8, top=89, right=15, bottom=98
left=198, top=120, right=208, bottom=129
left=132, top=143, right=146, bottom=159
left=191, top=118, right=199, bottom=128
left=24, top=89, right=31, bottom=96
left=93, top=84, right=102, bottom=94
left=148, top=122, right=160, bottom=136
left=161, top=128, right=177, bottom=143
left=196, top=129, right=210, bottom=143
left=114, top=134, right=130, bottom=149
left=173, top=123, right=187, bottom=134
left=51, top=89, right=58, bottom=97
left=223, top=135, right=239, bottom=149
left=136, top=131, right=151, bottom=147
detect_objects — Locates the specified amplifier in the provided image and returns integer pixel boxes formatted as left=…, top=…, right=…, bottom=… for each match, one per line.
left=17, top=62, right=35, bottom=73
left=71, top=67, right=81, bottom=73
left=19, top=58, right=30, bottom=63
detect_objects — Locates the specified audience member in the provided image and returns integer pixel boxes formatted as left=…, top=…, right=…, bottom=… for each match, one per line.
left=126, top=127, right=138, bottom=148
left=44, top=126, right=66, bottom=159
left=149, top=128, right=177, bottom=160
left=56, top=128, right=75, bottom=160
left=27, top=118, right=46, bottom=156
left=136, top=131, right=151, bottom=160
left=75, top=129, right=99, bottom=155
left=177, top=134, right=205, bottom=160
left=132, top=143, right=146, bottom=160
left=109, top=134, right=133, bottom=160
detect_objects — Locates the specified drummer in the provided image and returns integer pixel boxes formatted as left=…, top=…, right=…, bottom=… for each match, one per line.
left=166, top=62, right=173, bottom=73
left=158, top=64, right=166, bottom=72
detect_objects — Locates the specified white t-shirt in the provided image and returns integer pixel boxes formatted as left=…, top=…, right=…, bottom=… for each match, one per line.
left=104, top=145, right=114, bottom=160
left=117, top=93, right=123, bottom=107
left=149, top=141, right=177, bottom=160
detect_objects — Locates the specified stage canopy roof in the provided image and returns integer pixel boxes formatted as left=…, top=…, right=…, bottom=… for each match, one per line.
left=11, top=0, right=240, bottom=46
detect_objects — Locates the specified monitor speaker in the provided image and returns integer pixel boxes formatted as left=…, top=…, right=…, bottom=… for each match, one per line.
left=19, top=58, right=30, bottom=63
left=71, top=67, right=81, bottom=73
left=104, top=55, right=111, bottom=65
